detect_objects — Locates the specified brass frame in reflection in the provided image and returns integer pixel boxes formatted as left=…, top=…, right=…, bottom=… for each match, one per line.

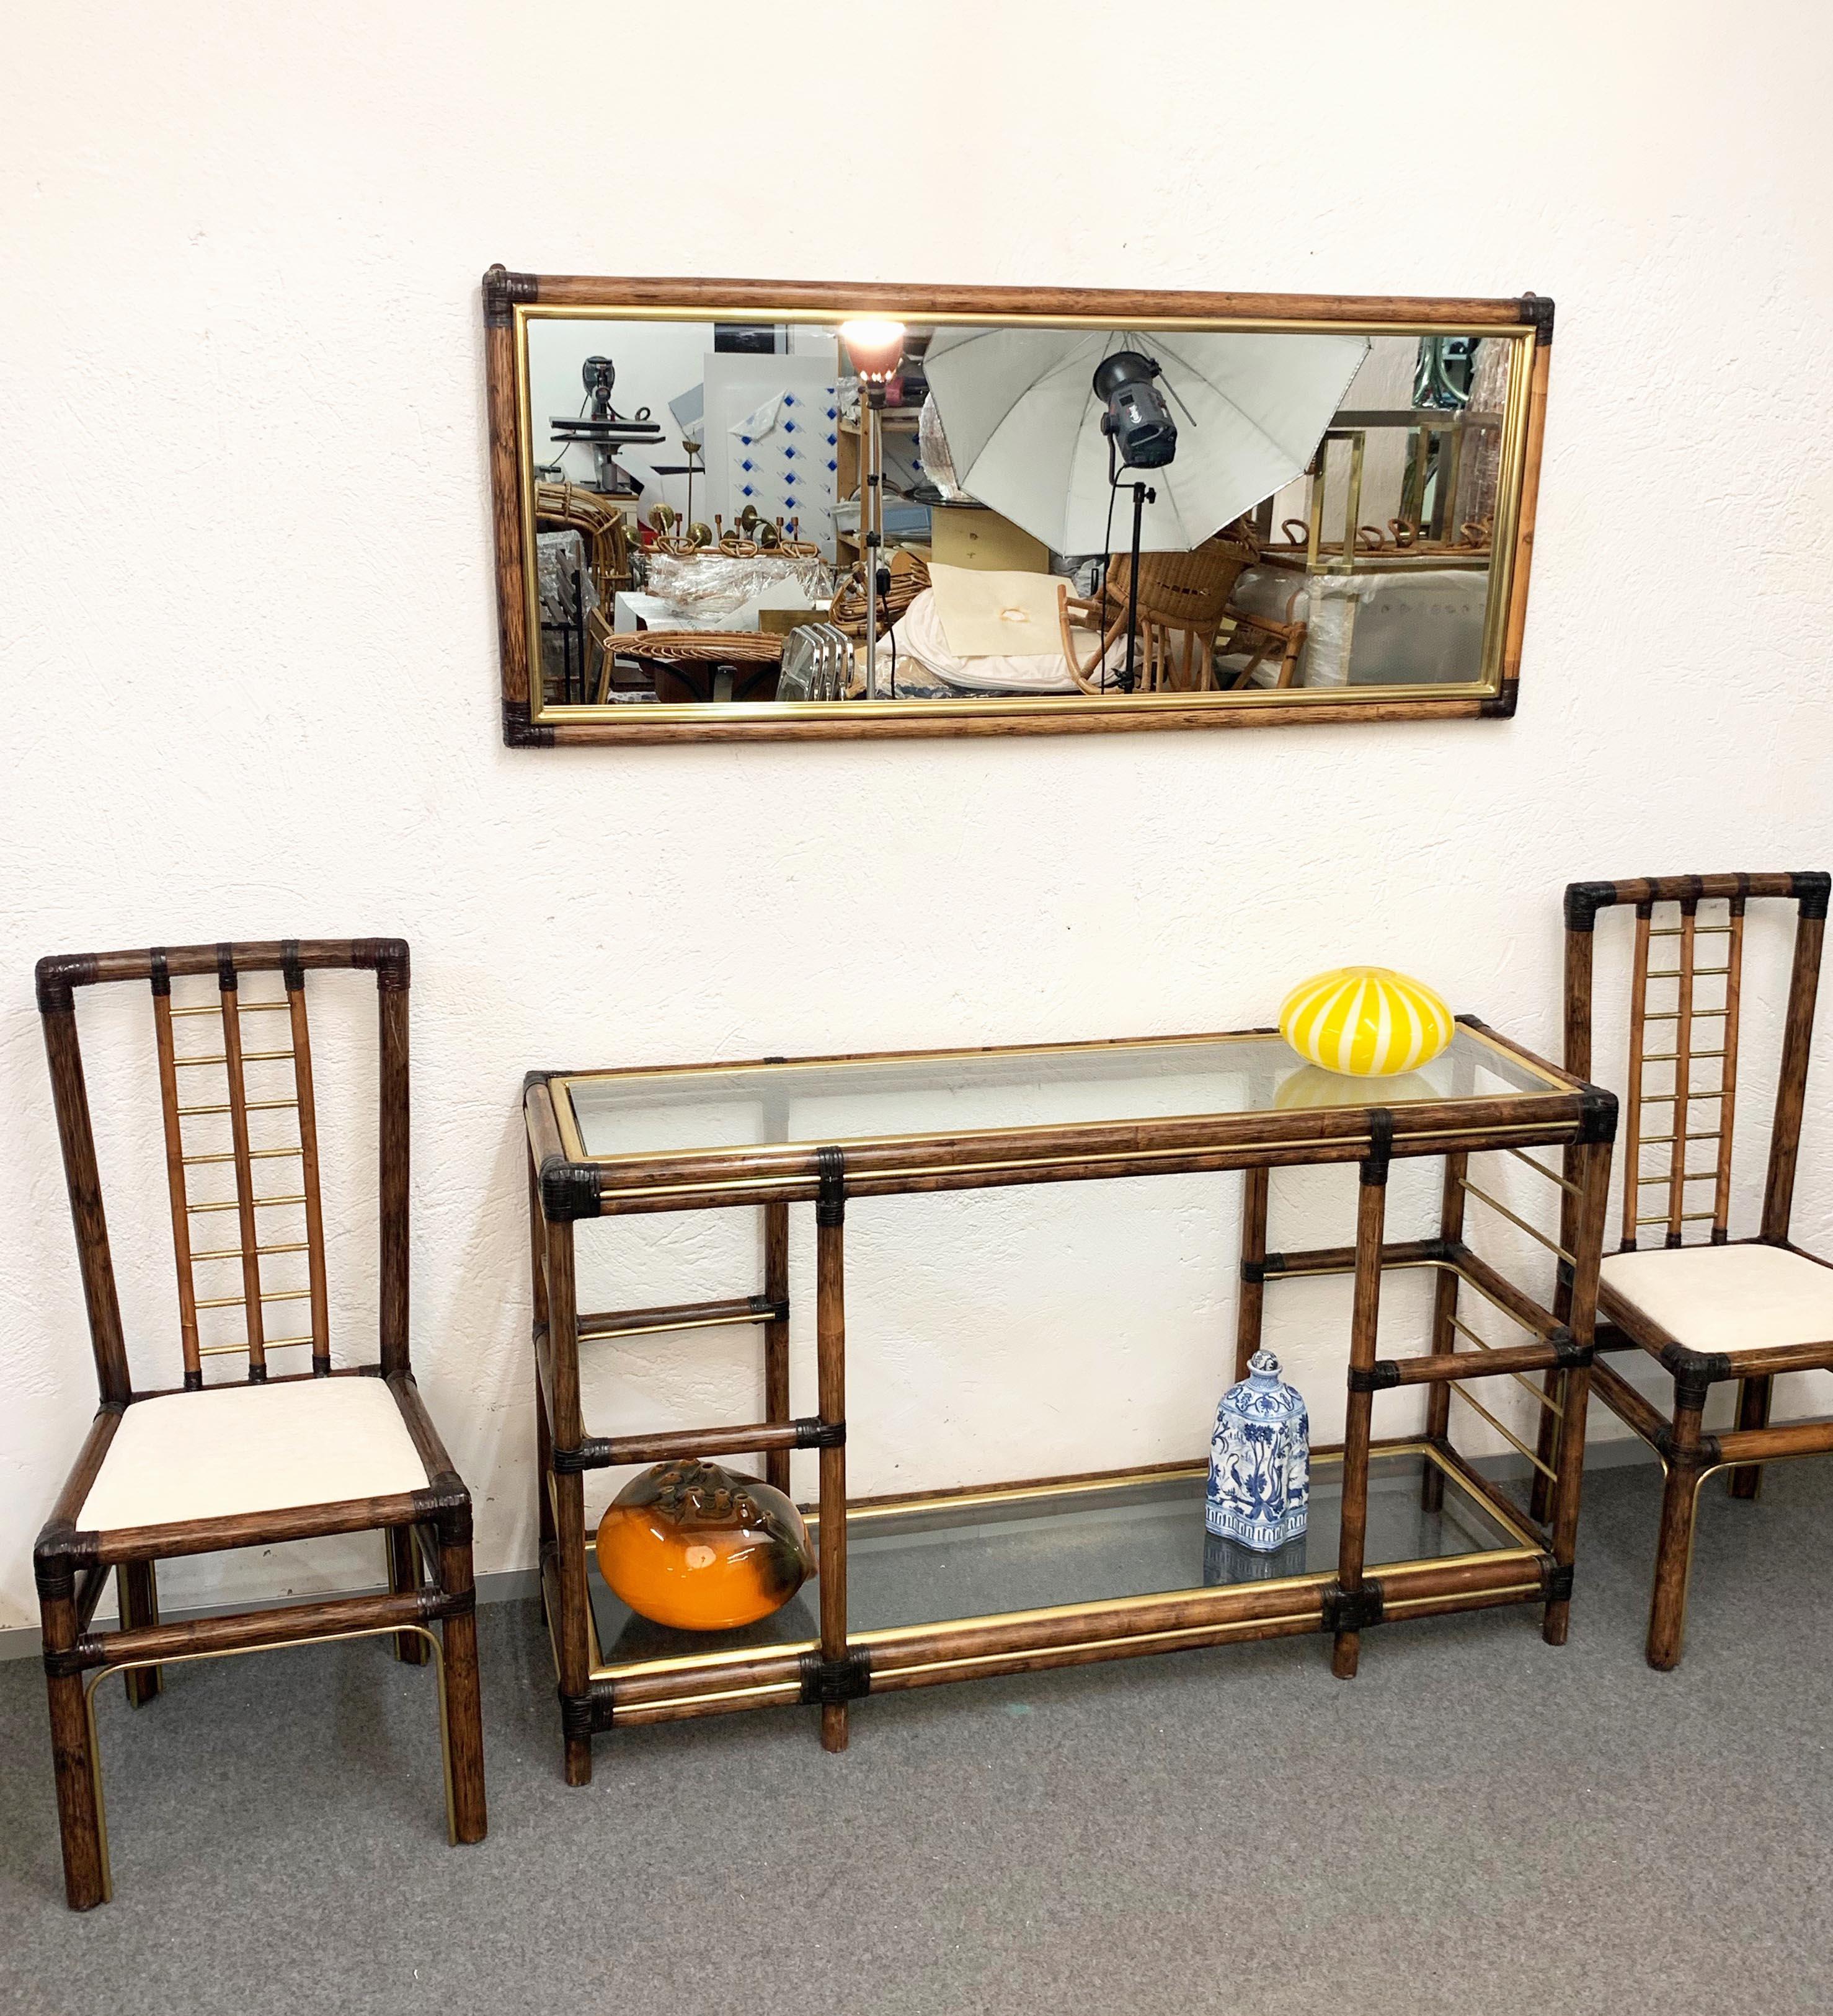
left=484, top=268, right=1553, bottom=746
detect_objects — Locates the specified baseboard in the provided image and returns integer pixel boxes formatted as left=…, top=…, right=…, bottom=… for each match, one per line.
left=0, top=1439, right=1665, bottom=1665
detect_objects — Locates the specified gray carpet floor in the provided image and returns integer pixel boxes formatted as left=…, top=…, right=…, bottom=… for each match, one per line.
left=2, top=1455, right=1831, bottom=2016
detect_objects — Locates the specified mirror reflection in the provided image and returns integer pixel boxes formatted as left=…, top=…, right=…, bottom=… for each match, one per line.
left=522, top=314, right=1524, bottom=712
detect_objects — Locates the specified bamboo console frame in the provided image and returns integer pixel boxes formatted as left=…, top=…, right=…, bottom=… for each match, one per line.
left=523, top=1019, right=1615, bottom=1782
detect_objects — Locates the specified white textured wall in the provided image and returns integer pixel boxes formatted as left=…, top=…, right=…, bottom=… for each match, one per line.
left=4, top=0, right=1832, bottom=1633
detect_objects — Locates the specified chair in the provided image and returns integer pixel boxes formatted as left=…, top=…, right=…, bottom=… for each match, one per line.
left=1056, top=524, right=1295, bottom=695
left=32, top=938, right=487, bottom=1909
left=1564, top=873, right=1832, bottom=1668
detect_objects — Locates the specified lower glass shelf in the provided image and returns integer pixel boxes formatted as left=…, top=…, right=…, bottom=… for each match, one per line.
left=586, top=1443, right=1537, bottom=1678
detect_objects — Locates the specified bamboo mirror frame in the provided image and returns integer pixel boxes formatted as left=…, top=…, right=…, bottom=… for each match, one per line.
left=484, top=268, right=1551, bottom=748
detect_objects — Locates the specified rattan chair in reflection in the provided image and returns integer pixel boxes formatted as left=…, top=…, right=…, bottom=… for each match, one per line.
left=32, top=938, right=486, bottom=1909
left=1563, top=873, right=1832, bottom=1668
left=1054, top=524, right=1304, bottom=694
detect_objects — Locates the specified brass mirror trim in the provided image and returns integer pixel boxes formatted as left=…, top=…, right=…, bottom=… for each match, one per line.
left=484, top=268, right=1552, bottom=748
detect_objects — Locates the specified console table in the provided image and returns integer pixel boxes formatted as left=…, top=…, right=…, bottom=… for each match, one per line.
left=522, top=1022, right=1614, bottom=1783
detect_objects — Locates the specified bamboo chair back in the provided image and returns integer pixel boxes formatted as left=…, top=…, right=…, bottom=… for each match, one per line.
left=35, top=939, right=412, bottom=1402
left=1563, top=875, right=1828, bottom=1253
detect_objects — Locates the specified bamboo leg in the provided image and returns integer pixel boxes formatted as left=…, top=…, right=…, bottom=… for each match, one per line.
left=764, top=1201, right=791, bottom=1497
left=117, top=1563, right=162, bottom=1705
left=1421, top=1152, right=1467, bottom=1513
left=1727, top=1375, right=1772, bottom=1499
left=438, top=1524, right=488, bottom=1845
left=816, top=1171, right=849, bottom=1753
left=1234, top=1167, right=1269, bottom=1382
left=40, top=1585, right=107, bottom=1910
left=1543, top=1136, right=1609, bottom=1646
left=1647, top=1386, right=1707, bottom=1671
left=1333, top=1144, right=1388, bottom=1679
left=544, top=1218, right=593, bottom=1785
left=386, top=1528, right=429, bottom=1665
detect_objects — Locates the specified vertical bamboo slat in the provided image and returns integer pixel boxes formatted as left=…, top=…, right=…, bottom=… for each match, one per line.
left=378, top=979, right=411, bottom=1379
left=816, top=1174, right=849, bottom=1753
left=1712, top=904, right=1746, bottom=1241
left=1762, top=911, right=1826, bottom=1242
left=1665, top=905, right=1698, bottom=1247
left=1234, top=1167, right=1269, bottom=1382
left=1421, top=1152, right=1467, bottom=1516
left=1620, top=905, right=1651, bottom=1250
left=763, top=1201, right=790, bottom=1496
left=216, top=961, right=267, bottom=1379
left=1542, top=1135, right=1609, bottom=1646
left=286, top=968, right=332, bottom=1373
left=1332, top=1152, right=1388, bottom=1680
left=150, top=987, right=202, bottom=1387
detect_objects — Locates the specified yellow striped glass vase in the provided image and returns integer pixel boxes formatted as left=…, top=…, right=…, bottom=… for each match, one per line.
left=1278, top=966, right=1454, bottom=1077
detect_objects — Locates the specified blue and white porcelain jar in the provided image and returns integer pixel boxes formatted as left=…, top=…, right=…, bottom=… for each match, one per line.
left=1206, top=1351, right=1310, bottom=1552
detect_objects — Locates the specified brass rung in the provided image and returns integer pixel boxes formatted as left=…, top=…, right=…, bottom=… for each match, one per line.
left=1636, top=1169, right=1716, bottom=1184
left=1639, top=1090, right=1723, bottom=1105
left=1635, top=1211, right=1716, bottom=1225
left=1449, top=1382, right=1559, bottom=1482
left=1642, top=1009, right=1726, bottom=1021
left=191, top=1241, right=310, bottom=1261
left=1501, top=1147, right=1579, bottom=1196
left=197, top=1337, right=316, bottom=1357
left=176, top=1099, right=298, bottom=1116
left=1635, top=1131, right=1720, bottom=1145
left=195, top=1288, right=313, bottom=1309
left=171, top=1001, right=292, bottom=1015
left=1646, top=967, right=1729, bottom=980
left=181, top=1146, right=301, bottom=1166
left=1643, top=1050, right=1726, bottom=1063
left=1457, top=1179, right=1576, bottom=1264
left=1449, top=1315, right=1564, bottom=1417
left=173, top=1050, right=295, bottom=1066
left=187, top=1193, right=306, bottom=1213
left=1649, top=926, right=1731, bottom=937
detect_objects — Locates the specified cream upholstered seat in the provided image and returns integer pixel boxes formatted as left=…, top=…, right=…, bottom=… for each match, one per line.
left=79, top=1377, right=428, bottom=1533
left=1600, top=1243, right=1833, bottom=1356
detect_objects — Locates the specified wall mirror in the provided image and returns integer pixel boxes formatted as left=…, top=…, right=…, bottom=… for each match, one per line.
left=484, top=270, right=1551, bottom=746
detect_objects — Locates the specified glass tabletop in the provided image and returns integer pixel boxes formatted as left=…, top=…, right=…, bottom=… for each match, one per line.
left=588, top=1449, right=1532, bottom=1673
left=561, top=1025, right=1562, bottom=1164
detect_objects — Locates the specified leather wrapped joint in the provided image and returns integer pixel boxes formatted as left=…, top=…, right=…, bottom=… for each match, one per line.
left=1320, top=1581, right=1385, bottom=1633
left=794, top=1417, right=845, bottom=1449
left=1542, top=1562, right=1575, bottom=1604
left=1360, top=1110, right=1393, bottom=1187
left=1347, top=1361, right=1401, bottom=1394
left=539, top=1154, right=602, bottom=1222
left=799, top=1648, right=871, bottom=1705
left=815, top=1146, right=846, bottom=1227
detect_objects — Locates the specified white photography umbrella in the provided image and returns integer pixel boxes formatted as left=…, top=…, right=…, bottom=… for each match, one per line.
left=923, top=325, right=1370, bottom=554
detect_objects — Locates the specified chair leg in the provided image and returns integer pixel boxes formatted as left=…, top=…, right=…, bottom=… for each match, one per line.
left=386, top=1527, right=430, bottom=1665
left=38, top=1582, right=107, bottom=1910
left=117, top=1563, right=162, bottom=1707
left=438, top=1523, right=488, bottom=1846
left=1726, top=1375, right=1772, bottom=1500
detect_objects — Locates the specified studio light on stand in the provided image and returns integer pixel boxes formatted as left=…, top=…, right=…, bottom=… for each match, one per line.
left=1093, top=350, right=1179, bottom=692
left=840, top=318, right=906, bottom=701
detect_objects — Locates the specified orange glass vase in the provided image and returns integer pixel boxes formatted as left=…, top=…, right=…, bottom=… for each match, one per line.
left=594, top=1460, right=814, bottom=1632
